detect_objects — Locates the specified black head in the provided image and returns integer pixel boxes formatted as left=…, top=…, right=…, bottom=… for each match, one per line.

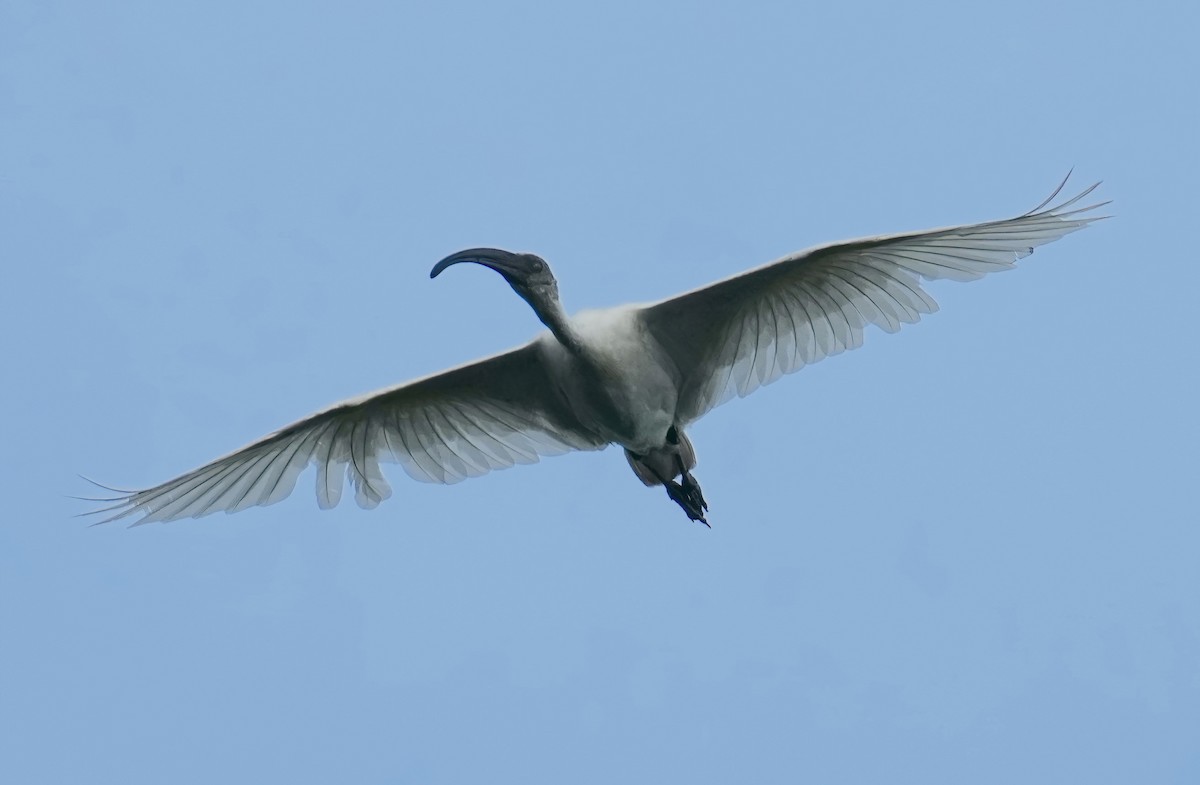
left=430, top=247, right=558, bottom=301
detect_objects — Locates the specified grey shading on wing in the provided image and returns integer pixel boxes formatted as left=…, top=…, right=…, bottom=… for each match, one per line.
left=639, top=178, right=1107, bottom=425
left=89, top=342, right=606, bottom=525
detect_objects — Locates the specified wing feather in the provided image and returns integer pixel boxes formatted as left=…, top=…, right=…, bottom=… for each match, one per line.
left=89, top=341, right=604, bottom=525
left=639, top=177, right=1107, bottom=423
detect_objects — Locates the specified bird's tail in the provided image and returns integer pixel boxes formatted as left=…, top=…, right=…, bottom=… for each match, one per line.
left=624, top=426, right=697, bottom=487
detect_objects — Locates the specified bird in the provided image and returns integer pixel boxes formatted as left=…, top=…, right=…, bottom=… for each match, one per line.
left=86, top=176, right=1106, bottom=527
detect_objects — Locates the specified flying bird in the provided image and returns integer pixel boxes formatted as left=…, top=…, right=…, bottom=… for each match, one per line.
left=87, top=177, right=1106, bottom=526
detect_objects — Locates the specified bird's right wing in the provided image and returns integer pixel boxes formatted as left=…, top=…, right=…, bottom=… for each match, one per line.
left=638, top=178, right=1107, bottom=424
left=88, top=340, right=606, bottom=525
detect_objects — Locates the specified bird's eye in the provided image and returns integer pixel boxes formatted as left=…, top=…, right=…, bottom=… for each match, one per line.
left=529, top=258, right=545, bottom=272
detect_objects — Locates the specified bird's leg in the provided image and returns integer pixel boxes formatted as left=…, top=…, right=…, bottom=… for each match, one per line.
left=657, top=425, right=708, bottom=525
left=644, top=463, right=709, bottom=527
left=665, top=478, right=710, bottom=527
left=679, top=469, right=708, bottom=517
left=675, top=455, right=708, bottom=523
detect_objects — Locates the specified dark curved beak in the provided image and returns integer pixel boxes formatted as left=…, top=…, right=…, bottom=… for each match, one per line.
left=430, top=248, right=524, bottom=280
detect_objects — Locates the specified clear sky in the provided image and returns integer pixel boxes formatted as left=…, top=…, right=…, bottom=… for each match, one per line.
left=3, top=1, right=1198, bottom=782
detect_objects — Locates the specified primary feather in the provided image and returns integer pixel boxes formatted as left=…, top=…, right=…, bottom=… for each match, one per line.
left=639, top=178, right=1105, bottom=422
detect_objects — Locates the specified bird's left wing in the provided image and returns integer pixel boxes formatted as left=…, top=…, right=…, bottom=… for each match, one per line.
left=88, top=340, right=606, bottom=525
left=638, top=178, right=1107, bottom=424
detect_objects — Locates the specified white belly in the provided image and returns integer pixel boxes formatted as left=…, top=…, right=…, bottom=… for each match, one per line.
left=539, top=307, right=678, bottom=452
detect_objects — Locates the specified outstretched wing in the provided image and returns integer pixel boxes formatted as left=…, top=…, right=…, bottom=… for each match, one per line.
left=88, top=341, right=605, bottom=525
left=639, top=177, right=1107, bottom=424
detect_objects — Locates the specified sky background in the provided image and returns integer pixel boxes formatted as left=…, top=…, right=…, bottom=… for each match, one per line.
left=3, top=1, right=1198, bottom=782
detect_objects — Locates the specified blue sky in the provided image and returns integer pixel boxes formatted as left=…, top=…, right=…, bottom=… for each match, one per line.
left=3, top=0, right=1198, bottom=782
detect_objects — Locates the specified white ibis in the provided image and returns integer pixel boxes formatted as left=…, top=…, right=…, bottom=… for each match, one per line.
left=87, top=177, right=1105, bottom=526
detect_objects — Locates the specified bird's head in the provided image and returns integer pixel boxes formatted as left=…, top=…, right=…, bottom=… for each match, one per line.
left=430, top=248, right=560, bottom=306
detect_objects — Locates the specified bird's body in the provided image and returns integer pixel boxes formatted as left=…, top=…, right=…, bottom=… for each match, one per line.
left=542, top=307, right=678, bottom=452
left=87, top=177, right=1106, bottom=526
left=537, top=306, right=709, bottom=519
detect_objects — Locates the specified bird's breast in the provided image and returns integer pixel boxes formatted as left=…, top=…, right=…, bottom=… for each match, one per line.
left=540, top=308, right=679, bottom=452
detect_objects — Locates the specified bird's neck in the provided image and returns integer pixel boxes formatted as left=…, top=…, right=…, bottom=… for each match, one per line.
left=530, top=297, right=584, bottom=354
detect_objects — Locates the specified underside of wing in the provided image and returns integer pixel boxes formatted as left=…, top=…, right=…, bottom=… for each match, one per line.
left=639, top=177, right=1107, bottom=423
left=88, top=341, right=605, bottom=525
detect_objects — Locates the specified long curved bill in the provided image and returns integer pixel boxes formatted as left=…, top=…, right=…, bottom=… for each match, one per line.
left=430, top=248, right=524, bottom=279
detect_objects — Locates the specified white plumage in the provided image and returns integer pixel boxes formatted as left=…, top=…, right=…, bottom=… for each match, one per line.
left=87, top=177, right=1106, bottom=526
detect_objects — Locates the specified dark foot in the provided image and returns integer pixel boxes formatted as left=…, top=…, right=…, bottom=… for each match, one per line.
left=644, top=456, right=710, bottom=527
left=681, top=470, right=707, bottom=512
left=664, top=475, right=709, bottom=527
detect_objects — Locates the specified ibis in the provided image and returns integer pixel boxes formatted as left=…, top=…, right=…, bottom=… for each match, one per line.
left=88, top=177, right=1106, bottom=526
